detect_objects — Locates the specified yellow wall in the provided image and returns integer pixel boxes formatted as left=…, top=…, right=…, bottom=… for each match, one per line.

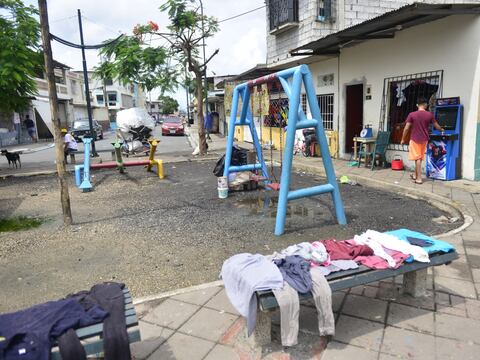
left=261, top=126, right=285, bottom=150
left=232, top=125, right=338, bottom=158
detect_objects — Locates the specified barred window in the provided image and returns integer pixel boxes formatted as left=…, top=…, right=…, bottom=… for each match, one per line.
left=301, top=93, right=307, bottom=114
left=317, top=94, right=334, bottom=130
left=379, top=70, right=443, bottom=149
left=318, top=0, right=333, bottom=21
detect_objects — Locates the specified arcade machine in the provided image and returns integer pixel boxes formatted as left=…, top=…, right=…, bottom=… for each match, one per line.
left=426, top=97, right=462, bottom=180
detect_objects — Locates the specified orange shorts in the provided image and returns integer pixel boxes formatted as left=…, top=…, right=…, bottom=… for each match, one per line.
left=409, top=140, right=427, bottom=161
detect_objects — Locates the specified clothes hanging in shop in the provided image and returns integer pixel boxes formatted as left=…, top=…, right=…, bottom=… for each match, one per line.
left=274, top=255, right=313, bottom=293
left=221, top=253, right=284, bottom=336
left=272, top=268, right=334, bottom=346
left=0, top=299, right=107, bottom=360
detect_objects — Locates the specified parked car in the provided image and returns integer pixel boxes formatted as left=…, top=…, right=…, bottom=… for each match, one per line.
left=161, top=116, right=184, bottom=136
left=71, top=119, right=104, bottom=141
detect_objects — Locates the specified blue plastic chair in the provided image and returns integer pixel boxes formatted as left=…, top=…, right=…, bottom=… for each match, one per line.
left=358, top=131, right=391, bottom=170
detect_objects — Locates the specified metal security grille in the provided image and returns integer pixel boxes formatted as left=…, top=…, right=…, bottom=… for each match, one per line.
left=269, top=0, right=299, bottom=31
left=317, top=93, right=334, bottom=130
left=301, top=93, right=307, bottom=114
left=318, top=0, right=333, bottom=21
left=379, top=70, right=443, bottom=150
left=265, top=97, right=289, bottom=128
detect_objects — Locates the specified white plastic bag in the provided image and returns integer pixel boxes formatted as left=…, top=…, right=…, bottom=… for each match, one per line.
left=116, top=107, right=155, bottom=133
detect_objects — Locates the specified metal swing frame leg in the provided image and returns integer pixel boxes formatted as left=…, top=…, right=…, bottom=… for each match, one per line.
left=223, top=86, right=269, bottom=187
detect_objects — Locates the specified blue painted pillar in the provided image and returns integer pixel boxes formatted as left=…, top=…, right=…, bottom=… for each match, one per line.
left=79, top=137, right=93, bottom=192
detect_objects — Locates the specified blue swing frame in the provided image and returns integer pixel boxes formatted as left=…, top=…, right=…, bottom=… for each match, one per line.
left=223, top=65, right=346, bottom=235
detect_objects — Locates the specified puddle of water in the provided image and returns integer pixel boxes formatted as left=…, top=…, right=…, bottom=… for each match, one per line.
left=232, top=195, right=324, bottom=219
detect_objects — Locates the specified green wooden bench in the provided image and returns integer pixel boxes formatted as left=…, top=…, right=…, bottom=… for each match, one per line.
left=68, top=149, right=116, bottom=164
left=252, top=250, right=458, bottom=346
left=51, top=287, right=140, bottom=359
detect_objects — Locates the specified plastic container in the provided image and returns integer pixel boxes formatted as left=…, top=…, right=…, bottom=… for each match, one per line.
left=391, top=155, right=404, bottom=171
left=218, top=187, right=228, bottom=199
left=217, top=176, right=228, bottom=189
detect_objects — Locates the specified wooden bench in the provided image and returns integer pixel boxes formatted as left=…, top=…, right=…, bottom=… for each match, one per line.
left=252, top=250, right=458, bottom=346
left=68, top=149, right=116, bottom=164
left=51, top=287, right=140, bottom=359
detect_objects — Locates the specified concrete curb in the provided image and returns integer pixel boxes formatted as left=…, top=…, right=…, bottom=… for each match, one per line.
left=133, top=280, right=224, bottom=305
left=290, top=160, right=474, bottom=238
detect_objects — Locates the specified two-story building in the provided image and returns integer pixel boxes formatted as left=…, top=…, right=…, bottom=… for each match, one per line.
left=89, top=74, right=146, bottom=125
left=239, top=0, right=480, bottom=180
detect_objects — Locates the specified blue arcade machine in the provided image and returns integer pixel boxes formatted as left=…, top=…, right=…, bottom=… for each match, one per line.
left=426, top=97, right=462, bottom=180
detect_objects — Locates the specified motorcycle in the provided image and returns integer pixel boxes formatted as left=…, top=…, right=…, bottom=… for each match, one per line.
left=117, top=125, right=153, bottom=157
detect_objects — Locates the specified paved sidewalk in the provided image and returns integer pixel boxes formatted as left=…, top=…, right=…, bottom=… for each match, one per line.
left=129, top=138, right=480, bottom=359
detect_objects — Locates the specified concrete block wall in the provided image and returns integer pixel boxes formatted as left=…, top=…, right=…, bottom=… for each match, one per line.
left=267, top=0, right=475, bottom=66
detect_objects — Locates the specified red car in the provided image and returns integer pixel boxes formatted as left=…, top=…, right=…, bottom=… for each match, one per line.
left=161, top=116, right=185, bottom=136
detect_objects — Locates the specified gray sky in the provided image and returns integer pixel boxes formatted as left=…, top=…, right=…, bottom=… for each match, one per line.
left=25, top=0, right=267, bottom=109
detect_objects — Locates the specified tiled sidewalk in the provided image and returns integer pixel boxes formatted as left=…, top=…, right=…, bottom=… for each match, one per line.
left=130, top=139, right=480, bottom=359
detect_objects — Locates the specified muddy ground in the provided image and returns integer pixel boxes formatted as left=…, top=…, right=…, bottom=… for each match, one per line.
left=0, top=160, right=459, bottom=312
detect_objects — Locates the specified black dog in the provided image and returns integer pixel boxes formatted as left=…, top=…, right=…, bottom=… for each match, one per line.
left=1, top=149, right=21, bottom=168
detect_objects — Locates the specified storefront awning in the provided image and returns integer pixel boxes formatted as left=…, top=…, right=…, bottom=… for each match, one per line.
left=290, top=3, right=480, bottom=56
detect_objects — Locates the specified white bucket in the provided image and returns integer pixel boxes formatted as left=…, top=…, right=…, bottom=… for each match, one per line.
left=217, top=176, right=228, bottom=189
left=218, top=187, right=228, bottom=199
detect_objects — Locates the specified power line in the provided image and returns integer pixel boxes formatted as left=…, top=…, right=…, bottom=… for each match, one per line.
left=81, top=15, right=123, bottom=35
left=218, top=5, right=266, bottom=23
left=50, top=15, right=76, bottom=24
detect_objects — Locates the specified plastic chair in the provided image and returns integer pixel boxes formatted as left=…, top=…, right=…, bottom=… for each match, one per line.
left=358, top=131, right=391, bottom=170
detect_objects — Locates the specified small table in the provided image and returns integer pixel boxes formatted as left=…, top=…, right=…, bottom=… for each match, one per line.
left=353, top=137, right=376, bottom=161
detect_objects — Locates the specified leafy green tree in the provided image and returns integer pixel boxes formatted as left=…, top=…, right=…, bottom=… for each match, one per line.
left=158, top=95, right=179, bottom=114
left=0, top=0, right=41, bottom=113
left=98, top=0, right=219, bottom=154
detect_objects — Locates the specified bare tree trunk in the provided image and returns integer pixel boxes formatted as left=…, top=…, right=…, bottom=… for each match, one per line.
left=195, top=73, right=207, bottom=154
left=38, top=0, right=73, bottom=226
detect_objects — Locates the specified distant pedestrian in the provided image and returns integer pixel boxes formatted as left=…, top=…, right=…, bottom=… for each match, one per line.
left=62, top=128, right=78, bottom=164
left=401, top=97, right=444, bottom=184
left=204, top=112, right=212, bottom=141
left=12, top=112, right=21, bottom=144
left=24, top=114, right=37, bottom=143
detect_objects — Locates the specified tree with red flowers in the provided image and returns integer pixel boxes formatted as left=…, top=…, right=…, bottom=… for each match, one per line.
left=97, top=0, right=219, bottom=155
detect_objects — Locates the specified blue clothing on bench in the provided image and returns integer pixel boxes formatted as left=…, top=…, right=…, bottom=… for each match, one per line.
left=386, top=229, right=455, bottom=263
left=0, top=299, right=107, bottom=360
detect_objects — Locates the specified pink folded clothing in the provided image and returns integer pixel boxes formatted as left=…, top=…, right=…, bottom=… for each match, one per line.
left=355, top=248, right=409, bottom=269
left=320, top=239, right=374, bottom=261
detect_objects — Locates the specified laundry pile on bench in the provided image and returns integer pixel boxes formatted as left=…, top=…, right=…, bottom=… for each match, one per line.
left=0, top=282, right=139, bottom=360
left=220, top=229, right=458, bottom=347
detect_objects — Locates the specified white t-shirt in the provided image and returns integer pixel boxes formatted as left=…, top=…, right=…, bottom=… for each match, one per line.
left=13, top=113, right=21, bottom=124
left=64, top=133, right=78, bottom=150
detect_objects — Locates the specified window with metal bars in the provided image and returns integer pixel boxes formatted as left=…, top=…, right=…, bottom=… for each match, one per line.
left=318, top=0, right=333, bottom=22
left=379, top=70, right=443, bottom=150
left=301, top=93, right=307, bottom=114
left=317, top=93, right=334, bottom=130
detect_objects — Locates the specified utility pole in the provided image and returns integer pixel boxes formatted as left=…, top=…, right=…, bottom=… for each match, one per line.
left=199, top=0, right=209, bottom=130
left=77, top=9, right=97, bottom=156
left=184, top=61, right=191, bottom=126
left=38, top=0, right=73, bottom=225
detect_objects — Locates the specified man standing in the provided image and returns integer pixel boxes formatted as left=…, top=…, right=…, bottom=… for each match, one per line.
left=401, top=97, right=444, bottom=184
left=62, top=128, right=78, bottom=164
left=24, top=114, right=37, bottom=143
left=12, top=112, right=21, bottom=144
